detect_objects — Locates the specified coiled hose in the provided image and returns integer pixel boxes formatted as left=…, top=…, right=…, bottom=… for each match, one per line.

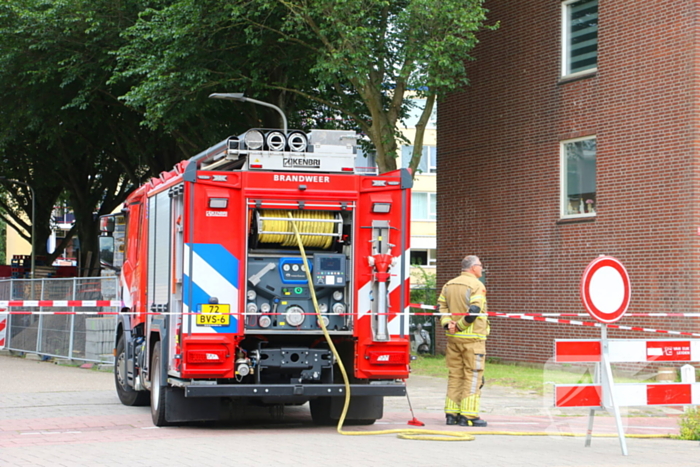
left=259, top=210, right=335, bottom=249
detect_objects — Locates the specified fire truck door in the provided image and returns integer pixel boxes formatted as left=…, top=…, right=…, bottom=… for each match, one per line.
left=146, top=190, right=173, bottom=371
left=169, top=185, right=185, bottom=372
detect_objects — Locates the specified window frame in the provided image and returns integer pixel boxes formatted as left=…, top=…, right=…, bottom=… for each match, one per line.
left=561, top=0, right=598, bottom=78
left=410, top=249, right=437, bottom=267
left=424, top=146, right=437, bottom=174
left=401, top=145, right=437, bottom=175
left=411, top=192, right=437, bottom=221
left=560, top=135, right=597, bottom=219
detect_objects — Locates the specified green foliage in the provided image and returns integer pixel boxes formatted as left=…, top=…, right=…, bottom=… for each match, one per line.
left=114, top=0, right=330, bottom=134
left=252, top=0, right=495, bottom=173
left=409, top=266, right=437, bottom=351
left=409, top=265, right=436, bottom=304
left=0, top=0, right=496, bottom=269
left=679, top=407, right=700, bottom=440
left=0, top=0, right=185, bottom=270
left=118, top=0, right=496, bottom=174
left=0, top=218, right=6, bottom=265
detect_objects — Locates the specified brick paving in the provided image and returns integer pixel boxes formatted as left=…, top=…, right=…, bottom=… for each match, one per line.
left=1, top=354, right=697, bottom=466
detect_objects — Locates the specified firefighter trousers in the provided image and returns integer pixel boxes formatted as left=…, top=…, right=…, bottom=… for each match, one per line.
left=444, top=338, right=485, bottom=419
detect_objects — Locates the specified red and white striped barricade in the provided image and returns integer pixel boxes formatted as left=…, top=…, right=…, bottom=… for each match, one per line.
left=556, top=255, right=634, bottom=455
left=554, top=338, right=700, bottom=455
left=0, top=307, right=7, bottom=349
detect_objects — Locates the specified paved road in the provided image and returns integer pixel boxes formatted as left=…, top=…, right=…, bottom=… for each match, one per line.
left=0, top=354, right=697, bottom=466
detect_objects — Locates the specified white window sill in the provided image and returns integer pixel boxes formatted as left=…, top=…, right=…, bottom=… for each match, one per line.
left=559, top=68, right=597, bottom=84
left=558, top=213, right=596, bottom=224
left=562, top=212, right=596, bottom=218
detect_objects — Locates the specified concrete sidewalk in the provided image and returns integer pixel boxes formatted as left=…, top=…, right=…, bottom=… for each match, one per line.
left=1, top=353, right=697, bottom=466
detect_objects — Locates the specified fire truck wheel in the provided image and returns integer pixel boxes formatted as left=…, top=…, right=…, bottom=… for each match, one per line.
left=115, top=335, right=149, bottom=406
left=150, top=344, right=172, bottom=427
left=343, top=418, right=377, bottom=426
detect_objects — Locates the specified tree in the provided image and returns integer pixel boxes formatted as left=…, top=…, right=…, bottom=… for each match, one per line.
left=0, top=0, right=185, bottom=273
left=113, top=0, right=332, bottom=137
left=250, top=0, right=494, bottom=174
left=0, top=218, right=6, bottom=265
left=117, top=0, right=494, bottom=174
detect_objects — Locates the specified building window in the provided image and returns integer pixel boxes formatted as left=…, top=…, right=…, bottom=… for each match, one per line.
left=410, top=249, right=437, bottom=267
left=412, top=192, right=436, bottom=220
left=401, top=145, right=437, bottom=174
left=561, top=136, right=596, bottom=217
left=562, top=0, right=598, bottom=76
left=402, top=98, right=437, bottom=130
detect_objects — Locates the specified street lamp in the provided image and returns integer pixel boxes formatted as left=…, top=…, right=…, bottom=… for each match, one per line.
left=0, top=177, right=35, bottom=279
left=209, top=93, right=288, bottom=134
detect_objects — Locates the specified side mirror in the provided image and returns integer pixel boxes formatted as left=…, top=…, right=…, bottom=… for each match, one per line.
left=99, top=236, right=115, bottom=266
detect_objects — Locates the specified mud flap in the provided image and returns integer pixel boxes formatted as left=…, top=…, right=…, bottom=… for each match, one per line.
left=164, top=388, right=225, bottom=423
left=327, top=395, right=383, bottom=421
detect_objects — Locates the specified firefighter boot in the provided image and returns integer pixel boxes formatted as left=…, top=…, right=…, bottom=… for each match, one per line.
left=458, top=416, right=488, bottom=427
left=445, top=414, right=459, bottom=426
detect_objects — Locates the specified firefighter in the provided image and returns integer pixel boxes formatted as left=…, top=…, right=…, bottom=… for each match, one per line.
left=438, top=255, right=489, bottom=427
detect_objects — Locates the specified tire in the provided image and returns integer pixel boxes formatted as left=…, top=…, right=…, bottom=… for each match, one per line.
left=343, top=418, right=376, bottom=426
left=150, top=343, right=172, bottom=426
left=115, top=334, right=150, bottom=406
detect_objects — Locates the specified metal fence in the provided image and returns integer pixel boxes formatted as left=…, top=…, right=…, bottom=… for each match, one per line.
left=0, top=277, right=119, bottom=364
left=409, top=286, right=437, bottom=355
left=1, top=278, right=430, bottom=361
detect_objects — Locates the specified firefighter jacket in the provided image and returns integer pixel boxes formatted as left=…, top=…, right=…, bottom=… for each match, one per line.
left=438, top=272, right=489, bottom=340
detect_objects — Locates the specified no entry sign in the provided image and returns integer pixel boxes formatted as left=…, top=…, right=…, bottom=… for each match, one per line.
left=580, top=256, right=631, bottom=323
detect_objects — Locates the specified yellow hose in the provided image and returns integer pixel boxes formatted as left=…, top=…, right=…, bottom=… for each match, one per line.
left=288, top=213, right=473, bottom=441
left=287, top=213, right=672, bottom=441
left=259, top=210, right=334, bottom=249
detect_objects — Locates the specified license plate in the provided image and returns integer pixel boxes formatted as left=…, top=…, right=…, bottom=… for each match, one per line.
left=196, top=304, right=230, bottom=326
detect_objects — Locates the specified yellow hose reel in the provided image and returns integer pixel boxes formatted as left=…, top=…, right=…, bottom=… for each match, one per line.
left=255, top=210, right=340, bottom=249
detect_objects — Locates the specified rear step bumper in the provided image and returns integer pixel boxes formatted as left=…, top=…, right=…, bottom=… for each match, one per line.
left=178, top=382, right=406, bottom=398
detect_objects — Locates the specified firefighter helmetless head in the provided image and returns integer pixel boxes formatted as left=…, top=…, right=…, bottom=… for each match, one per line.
left=461, top=255, right=483, bottom=278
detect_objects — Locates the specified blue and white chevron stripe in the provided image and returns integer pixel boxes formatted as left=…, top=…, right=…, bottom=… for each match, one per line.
left=183, top=243, right=239, bottom=333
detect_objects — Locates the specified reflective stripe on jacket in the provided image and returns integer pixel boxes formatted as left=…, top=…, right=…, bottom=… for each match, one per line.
left=438, top=272, right=489, bottom=340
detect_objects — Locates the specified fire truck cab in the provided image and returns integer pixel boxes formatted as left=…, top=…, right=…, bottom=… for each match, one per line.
left=99, top=127, right=412, bottom=426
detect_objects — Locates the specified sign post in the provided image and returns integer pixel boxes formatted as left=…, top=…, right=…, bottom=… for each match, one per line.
left=580, top=255, right=631, bottom=456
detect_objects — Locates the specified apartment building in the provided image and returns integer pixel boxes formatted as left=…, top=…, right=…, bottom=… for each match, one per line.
left=438, top=0, right=700, bottom=362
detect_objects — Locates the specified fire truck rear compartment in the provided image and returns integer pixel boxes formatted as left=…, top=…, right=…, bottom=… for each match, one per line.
left=105, top=126, right=412, bottom=426
left=244, top=208, right=353, bottom=334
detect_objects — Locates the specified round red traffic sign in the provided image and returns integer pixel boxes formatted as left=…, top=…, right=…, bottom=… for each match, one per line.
left=580, top=256, right=631, bottom=323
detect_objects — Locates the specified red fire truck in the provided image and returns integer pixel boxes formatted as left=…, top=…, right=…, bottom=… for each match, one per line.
left=99, top=126, right=412, bottom=426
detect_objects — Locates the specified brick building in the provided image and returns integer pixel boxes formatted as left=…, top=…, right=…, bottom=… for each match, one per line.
left=437, top=0, right=700, bottom=364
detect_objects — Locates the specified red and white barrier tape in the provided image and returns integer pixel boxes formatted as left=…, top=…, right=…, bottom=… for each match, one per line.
left=0, top=300, right=121, bottom=308
left=487, top=311, right=700, bottom=338
left=409, top=304, right=700, bottom=338
left=1, top=301, right=699, bottom=337
left=410, top=303, right=700, bottom=318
